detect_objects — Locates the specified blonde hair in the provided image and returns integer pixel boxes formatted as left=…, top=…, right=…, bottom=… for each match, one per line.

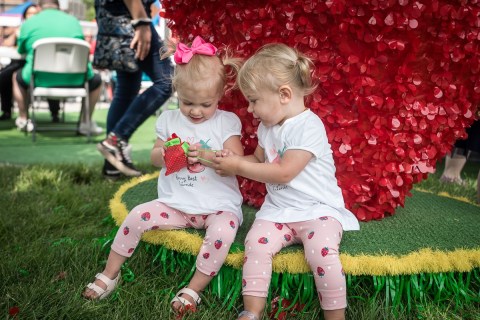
left=238, top=43, right=316, bottom=96
left=163, top=40, right=242, bottom=96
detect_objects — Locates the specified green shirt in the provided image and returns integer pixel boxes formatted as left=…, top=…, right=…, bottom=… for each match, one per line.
left=17, top=9, right=95, bottom=87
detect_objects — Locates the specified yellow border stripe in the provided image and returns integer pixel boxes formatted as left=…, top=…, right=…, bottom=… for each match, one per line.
left=111, top=173, right=480, bottom=275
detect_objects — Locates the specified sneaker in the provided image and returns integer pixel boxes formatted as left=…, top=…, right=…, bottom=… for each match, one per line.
left=102, top=160, right=121, bottom=179
left=96, top=133, right=142, bottom=177
left=79, top=121, right=104, bottom=136
left=15, top=117, right=34, bottom=132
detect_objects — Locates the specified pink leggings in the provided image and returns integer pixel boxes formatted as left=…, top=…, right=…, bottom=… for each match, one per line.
left=242, top=217, right=346, bottom=310
left=111, top=200, right=239, bottom=277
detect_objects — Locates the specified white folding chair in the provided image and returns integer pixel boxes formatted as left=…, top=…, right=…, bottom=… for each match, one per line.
left=29, top=37, right=91, bottom=142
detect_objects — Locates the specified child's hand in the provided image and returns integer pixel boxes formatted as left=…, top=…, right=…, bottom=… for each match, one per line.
left=160, top=145, right=166, bottom=158
left=213, top=154, right=241, bottom=177
left=187, top=144, right=201, bottom=165
left=216, top=148, right=235, bottom=158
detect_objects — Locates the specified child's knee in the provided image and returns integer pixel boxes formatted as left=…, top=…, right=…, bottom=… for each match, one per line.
left=203, top=229, right=237, bottom=254
left=207, top=214, right=239, bottom=244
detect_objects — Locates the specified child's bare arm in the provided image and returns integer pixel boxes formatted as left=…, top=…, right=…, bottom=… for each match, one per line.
left=215, top=148, right=312, bottom=184
left=151, top=138, right=166, bottom=168
left=222, top=135, right=244, bottom=156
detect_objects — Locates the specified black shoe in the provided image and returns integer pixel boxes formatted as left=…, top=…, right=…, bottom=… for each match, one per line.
left=0, top=112, right=11, bottom=120
left=102, top=160, right=121, bottom=179
left=96, top=133, right=142, bottom=177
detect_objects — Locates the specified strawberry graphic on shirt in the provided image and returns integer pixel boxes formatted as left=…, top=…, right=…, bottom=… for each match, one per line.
left=292, top=229, right=297, bottom=236
left=202, top=215, right=208, bottom=220
left=123, top=226, right=130, bottom=235
left=307, top=231, right=315, bottom=239
left=128, top=248, right=134, bottom=254
left=214, top=239, right=223, bottom=249
left=229, top=221, right=236, bottom=229
left=320, top=216, right=328, bottom=220
left=321, top=247, right=329, bottom=257
left=151, top=226, right=159, bottom=230
left=210, top=271, right=216, bottom=276
left=141, top=212, right=151, bottom=221
left=216, top=211, right=223, bottom=215
left=190, top=216, right=197, bottom=223
left=284, top=234, right=292, bottom=241
left=275, top=223, right=283, bottom=230
left=203, top=252, right=210, bottom=259
left=187, top=162, right=205, bottom=174
left=258, top=237, right=269, bottom=244
left=242, top=279, right=247, bottom=287
left=160, top=212, right=169, bottom=219
left=317, top=267, right=325, bottom=277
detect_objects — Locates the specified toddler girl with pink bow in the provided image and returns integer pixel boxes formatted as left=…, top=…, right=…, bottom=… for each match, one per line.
left=83, top=36, right=244, bottom=317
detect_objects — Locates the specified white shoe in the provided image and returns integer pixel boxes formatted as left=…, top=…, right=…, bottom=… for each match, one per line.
left=15, top=117, right=34, bottom=132
left=78, top=121, right=104, bottom=136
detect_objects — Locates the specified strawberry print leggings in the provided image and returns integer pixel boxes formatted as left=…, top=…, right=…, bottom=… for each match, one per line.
left=242, top=217, right=346, bottom=310
left=111, top=200, right=239, bottom=277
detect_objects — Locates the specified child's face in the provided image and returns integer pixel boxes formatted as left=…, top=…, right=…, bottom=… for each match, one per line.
left=178, top=84, right=221, bottom=124
left=244, top=87, right=286, bottom=127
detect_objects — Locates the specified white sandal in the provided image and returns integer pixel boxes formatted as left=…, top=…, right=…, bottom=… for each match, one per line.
left=170, top=287, right=201, bottom=313
left=84, top=272, right=121, bottom=300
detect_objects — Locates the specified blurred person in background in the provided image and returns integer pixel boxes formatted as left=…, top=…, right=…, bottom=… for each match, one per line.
left=12, top=0, right=104, bottom=135
left=94, top=0, right=173, bottom=178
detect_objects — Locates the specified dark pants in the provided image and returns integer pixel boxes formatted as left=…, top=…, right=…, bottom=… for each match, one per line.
left=106, top=24, right=173, bottom=140
left=1, top=60, right=62, bottom=118
left=0, top=59, right=24, bottom=115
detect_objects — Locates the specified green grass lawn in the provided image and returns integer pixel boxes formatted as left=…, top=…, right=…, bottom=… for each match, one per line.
left=1, top=162, right=479, bottom=319
left=0, top=108, right=156, bottom=165
left=0, top=109, right=479, bottom=319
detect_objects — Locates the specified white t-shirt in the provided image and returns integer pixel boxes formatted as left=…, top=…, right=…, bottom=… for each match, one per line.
left=256, top=109, right=360, bottom=231
left=155, top=109, right=244, bottom=223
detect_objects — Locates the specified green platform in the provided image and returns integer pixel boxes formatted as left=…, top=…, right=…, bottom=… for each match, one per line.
left=105, top=173, right=480, bottom=312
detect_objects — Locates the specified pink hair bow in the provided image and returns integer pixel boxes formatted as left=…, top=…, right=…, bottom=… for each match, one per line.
left=174, top=36, right=218, bottom=64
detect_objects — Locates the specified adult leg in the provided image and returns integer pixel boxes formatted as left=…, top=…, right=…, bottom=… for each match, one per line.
left=47, top=100, right=60, bottom=122
left=0, top=61, right=23, bottom=119
left=106, top=70, right=141, bottom=134
left=12, top=70, right=29, bottom=120
left=239, top=220, right=295, bottom=320
left=78, top=73, right=103, bottom=135
left=97, top=29, right=172, bottom=176
left=0, top=69, right=13, bottom=119
left=83, top=200, right=190, bottom=299
left=12, top=70, right=35, bottom=131
left=79, top=85, right=101, bottom=123
left=110, top=26, right=173, bottom=140
left=297, top=217, right=346, bottom=320
left=97, top=70, right=142, bottom=176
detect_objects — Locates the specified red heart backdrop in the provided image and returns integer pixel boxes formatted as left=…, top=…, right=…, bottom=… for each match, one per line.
left=161, top=0, right=480, bottom=221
